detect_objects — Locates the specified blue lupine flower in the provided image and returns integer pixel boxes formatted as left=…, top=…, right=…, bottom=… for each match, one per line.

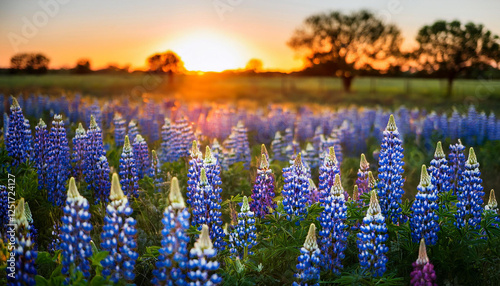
left=23, top=202, right=38, bottom=250
left=187, top=224, right=222, bottom=285
left=149, top=150, right=163, bottom=188
left=71, top=123, right=87, bottom=181
left=271, top=131, right=285, bottom=161
left=132, top=134, right=150, bottom=179
left=428, top=141, right=450, bottom=195
left=6, top=97, right=33, bottom=166
left=161, top=118, right=181, bottom=163
left=192, top=167, right=226, bottom=251
left=101, top=173, right=139, bottom=283
left=302, top=142, right=316, bottom=169
left=60, top=177, right=93, bottom=280
left=377, top=114, right=406, bottom=224
left=7, top=198, right=37, bottom=285
left=410, top=165, right=440, bottom=246
left=152, top=177, right=191, bottom=285
left=229, top=196, right=257, bottom=259
left=113, top=112, right=126, bottom=146
left=127, top=120, right=139, bottom=143
left=356, top=154, right=370, bottom=197
left=119, top=135, right=139, bottom=198
left=250, top=153, right=276, bottom=218
left=448, top=139, right=466, bottom=195
left=318, top=147, right=340, bottom=202
left=34, top=119, right=50, bottom=191
left=410, top=239, right=437, bottom=286
left=357, top=191, right=389, bottom=277
left=308, top=179, right=321, bottom=205
left=0, top=185, right=8, bottom=234
left=186, top=141, right=203, bottom=206
left=455, top=148, right=484, bottom=229
left=282, top=153, right=311, bottom=221
left=293, top=223, right=321, bottom=286
left=318, top=174, right=348, bottom=275
left=175, top=116, right=196, bottom=158
left=47, top=114, right=71, bottom=207
left=211, top=138, right=224, bottom=167
left=84, top=115, right=111, bottom=203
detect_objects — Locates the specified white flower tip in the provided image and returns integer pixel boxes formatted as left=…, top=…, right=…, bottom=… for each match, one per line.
left=368, top=171, right=376, bottom=188
left=360, top=153, right=369, bottom=169
left=90, top=115, right=98, bottom=129
left=308, top=178, right=316, bottom=190
left=467, top=147, right=478, bottom=165
left=331, top=174, right=343, bottom=196
left=195, top=224, right=213, bottom=250
left=134, top=134, right=144, bottom=143
left=274, top=131, right=282, bottom=139
left=152, top=149, right=157, bottom=159
left=241, top=196, right=250, bottom=212
left=110, top=173, right=126, bottom=201
left=417, top=238, right=429, bottom=265
left=260, top=154, right=269, bottom=169
left=191, top=140, right=200, bottom=157
left=124, top=135, right=131, bottom=150
left=11, top=96, right=20, bottom=108
left=488, top=189, right=497, bottom=209
left=200, top=168, right=208, bottom=184
left=294, top=153, right=303, bottom=167
left=204, top=146, right=214, bottom=163
left=67, top=177, right=81, bottom=199
left=305, top=142, right=314, bottom=151
left=386, top=114, right=397, bottom=131
left=353, top=185, right=359, bottom=201
left=434, top=141, right=445, bottom=158
left=419, top=165, right=431, bottom=187
left=328, top=146, right=337, bottom=163
left=38, top=118, right=46, bottom=128
left=169, top=177, right=185, bottom=209
left=304, top=223, right=318, bottom=251
left=367, top=191, right=382, bottom=216
left=261, top=144, right=268, bottom=157
left=15, top=198, right=28, bottom=226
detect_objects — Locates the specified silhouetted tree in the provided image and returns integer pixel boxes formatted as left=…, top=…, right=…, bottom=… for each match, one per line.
left=73, top=58, right=92, bottom=74
left=245, top=58, right=263, bottom=73
left=10, top=53, right=50, bottom=74
left=147, top=50, right=184, bottom=75
left=288, top=10, right=402, bottom=92
left=415, top=20, right=500, bottom=97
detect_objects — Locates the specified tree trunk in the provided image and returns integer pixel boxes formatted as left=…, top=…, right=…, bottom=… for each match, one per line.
left=446, top=76, right=454, bottom=98
left=341, top=76, right=353, bottom=93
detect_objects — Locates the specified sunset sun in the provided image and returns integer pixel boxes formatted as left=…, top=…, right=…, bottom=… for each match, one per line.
left=165, top=31, right=248, bottom=72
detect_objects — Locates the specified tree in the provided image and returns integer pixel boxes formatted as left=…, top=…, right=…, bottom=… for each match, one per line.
left=10, top=53, right=50, bottom=74
left=415, top=20, right=500, bottom=97
left=288, top=10, right=402, bottom=92
left=73, top=58, right=92, bottom=74
left=245, top=58, right=263, bottom=73
left=147, top=50, right=184, bottom=75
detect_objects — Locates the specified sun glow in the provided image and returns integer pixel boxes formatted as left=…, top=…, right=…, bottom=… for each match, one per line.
left=166, top=31, right=249, bottom=72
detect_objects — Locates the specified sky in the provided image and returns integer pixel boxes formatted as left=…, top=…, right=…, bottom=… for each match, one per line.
left=1, top=0, right=499, bottom=72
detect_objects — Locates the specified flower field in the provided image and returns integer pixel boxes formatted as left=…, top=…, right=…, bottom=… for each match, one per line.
left=1, top=94, right=500, bottom=285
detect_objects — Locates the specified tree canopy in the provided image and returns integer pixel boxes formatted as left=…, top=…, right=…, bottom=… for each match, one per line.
left=288, top=10, right=402, bottom=92
left=415, top=20, right=500, bottom=96
left=147, top=50, right=184, bottom=75
left=10, top=53, right=50, bottom=74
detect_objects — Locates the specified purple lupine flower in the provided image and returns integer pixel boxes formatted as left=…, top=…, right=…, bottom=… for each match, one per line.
left=378, top=114, right=406, bottom=224
left=119, top=135, right=139, bottom=198
left=152, top=177, right=190, bottom=285
left=101, top=173, right=139, bottom=283
left=229, top=196, right=257, bottom=259
left=47, top=114, right=71, bottom=207
left=6, top=97, right=33, bottom=166
left=192, top=168, right=225, bottom=251
left=71, top=123, right=87, bottom=181
left=293, top=223, right=321, bottom=286
left=211, top=138, right=223, bottom=167
left=318, top=174, right=348, bottom=275
left=60, top=177, right=93, bottom=280
left=410, top=165, right=440, bottom=245
left=84, top=115, right=111, bottom=203
left=175, top=116, right=196, bottom=158
left=448, top=139, right=466, bottom=195
left=357, top=191, right=388, bottom=277
left=308, top=179, right=320, bottom=205
left=250, top=153, right=276, bottom=218
left=428, top=141, right=450, bottom=195
left=34, top=119, right=50, bottom=190
left=161, top=118, right=180, bottom=162
left=410, top=239, right=437, bottom=286
left=132, top=134, right=150, bottom=179
left=0, top=186, right=7, bottom=233
left=234, top=121, right=251, bottom=169
left=187, top=224, right=222, bottom=285
left=302, top=142, right=316, bottom=170
left=455, top=148, right=484, bottom=229
left=282, top=153, right=311, bottom=221
left=271, top=131, right=285, bottom=161
left=113, top=112, right=126, bottom=146
left=318, top=147, right=340, bottom=202
left=7, top=199, right=37, bottom=285
left=356, top=154, right=370, bottom=196
left=186, top=141, right=203, bottom=206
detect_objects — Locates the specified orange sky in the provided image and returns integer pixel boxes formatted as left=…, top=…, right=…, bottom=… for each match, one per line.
left=1, top=0, right=499, bottom=72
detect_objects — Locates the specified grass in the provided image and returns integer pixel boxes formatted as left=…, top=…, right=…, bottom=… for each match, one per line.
left=1, top=74, right=500, bottom=112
